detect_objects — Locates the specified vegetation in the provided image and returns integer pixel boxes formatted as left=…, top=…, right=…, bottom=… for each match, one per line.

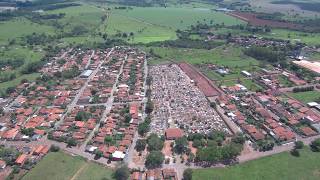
left=147, top=133, right=164, bottom=151
left=183, top=168, right=193, bottom=180
left=22, top=151, right=113, bottom=180
left=114, top=165, right=130, bottom=180
left=192, top=147, right=320, bottom=180
left=145, top=151, right=164, bottom=169
left=288, top=91, right=320, bottom=104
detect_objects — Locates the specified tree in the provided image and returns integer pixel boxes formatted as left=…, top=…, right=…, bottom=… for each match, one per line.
left=183, top=168, right=193, bottom=180
left=290, top=149, right=300, bottom=157
left=147, top=134, right=164, bottom=151
left=294, top=141, right=304, bottom=149
left=135, top=139, right=146, bottom=152
left=145, top=151, right=164, bottom=169
left=67, top=138, right=77, bottom=147
left=138, top=122, right=149, bottom=136
left=104, top=136, right=113, bottom=145
left=50, top=145, right=60, bottom=152
left=94, top=149, right=103, bottom=159
left=114, top=165, right=130, bottom=180
left=310, top=138, right=320, bottom=152
left=231, top=133, right=246, bottom=145
left=21, top=128, right=34, bottom=136
left=174, top=136, right=188, bottom=154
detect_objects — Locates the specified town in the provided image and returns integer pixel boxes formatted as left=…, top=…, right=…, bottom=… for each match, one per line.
left=1, top=0, right=320, bottom=180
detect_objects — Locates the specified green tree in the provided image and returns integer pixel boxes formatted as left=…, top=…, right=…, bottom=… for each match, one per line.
left=294, top=141, right=304, bottom=149
left=147, top=134, right=164, bottom=151
left=114, top=165, right=130, bottom=180
left=138, top=122, right=149, bottom=136
left=135, top=139, right=147, bottom=152
left=183, top=168, right=193, bottom=180
left=310, top=138, right=320, bottom=152
left=145, top=151, right=164, bottom=169
left=174, top=136, right=188, bottom=154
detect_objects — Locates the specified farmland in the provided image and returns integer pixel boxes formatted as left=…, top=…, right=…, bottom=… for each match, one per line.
left=106, top=6, right=243, bottom=43
left=22, top=151, right=114, bottom=180
left=192, top=147, right=320, bottom=180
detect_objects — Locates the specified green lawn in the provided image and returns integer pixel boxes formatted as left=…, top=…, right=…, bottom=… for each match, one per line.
left=22, top=151, right=114, bottom=180
left=288, top=91, right=320, bottom=104
left=193, top=147, right=320, bottom=180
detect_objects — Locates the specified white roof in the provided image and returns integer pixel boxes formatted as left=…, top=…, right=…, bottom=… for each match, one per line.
left=307, top=102, right=319, bottom=107
left=112, top=151, right=125, bottom=159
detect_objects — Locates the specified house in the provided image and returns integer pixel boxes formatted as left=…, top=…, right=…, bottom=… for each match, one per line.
left=112, top=151, right=125, bottom=161
left=15, top=154, right=27, bottom=166
left=165, top=128, right=184, bottom=140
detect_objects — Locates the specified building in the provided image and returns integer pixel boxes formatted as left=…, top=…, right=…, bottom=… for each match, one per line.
left=165, top=128, right=184, bottom=140
left=112, top=151, right=125, bottom=161
left=241, top=70, right=252, bottom=77
left=80, top=70, right=93, bottom=78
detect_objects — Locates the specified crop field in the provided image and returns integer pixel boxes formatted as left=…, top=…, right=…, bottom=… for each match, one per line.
left=288, top=91, right=320, bottom=104
left=106, top=6, right=243, bottom=43
left=112, top=7, right=244, bottom=30
left=22, top=151, right=114, bottom=180
left=192, top=147, right=320, bottom=180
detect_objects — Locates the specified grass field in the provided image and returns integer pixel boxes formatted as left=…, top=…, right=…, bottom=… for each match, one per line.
left=0, top=18, right=55, bottom=45
left=146, top=46, right=259, bottom=68
left=22, top=151, right=114, bottom=180
left=106, top=13, right=177, bottom=43
left=192, top=147, right=320, bottom=180
left=288, top=91, right=320, bottom=104
left=106, top=6, right=243, bottom=43
left=113, top=7, right=244, bottom=30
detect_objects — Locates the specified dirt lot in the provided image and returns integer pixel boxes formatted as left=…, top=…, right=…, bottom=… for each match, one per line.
left=228, top=12, right=301, bottom=30
left=178, top=62, right=220, bottom=97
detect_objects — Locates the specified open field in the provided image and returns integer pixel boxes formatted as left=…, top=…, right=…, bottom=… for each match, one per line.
left=146, top=46, right=259, bottom=68
left=22, top=151, right=114, bottom=180
left=106, top=13, right=177, bottom=43
left=0, top=18, right=55, bottom=45
left=113, top=7, right=244, bottom=30
left=192, top=147, right=320, bottom=180
left=106, top=6, right=243, bottom=43
left=288, top=91, right=320, bottom=104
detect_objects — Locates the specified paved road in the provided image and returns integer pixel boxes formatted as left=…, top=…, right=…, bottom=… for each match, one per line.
left=55, top=49, right=113, bottom=129
left=125, top=53, right=148, bottom=168
left=80, top=51, right=125, bottom=151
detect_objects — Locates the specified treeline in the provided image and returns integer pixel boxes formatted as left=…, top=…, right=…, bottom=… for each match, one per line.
left=0, top=58, right=24, bottom=69
left=146, top=38, right=224, bottom=50
left=293, top=86, right=314, bottom=93
left=16, top=0, right=80, bottom=11
left=243, top=46, right=286, bottom=63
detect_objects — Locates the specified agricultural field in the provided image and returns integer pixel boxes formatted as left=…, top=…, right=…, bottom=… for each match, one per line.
left=288, top=91, right=320, bottom=104
left=106, top=6, right=243, bottom=43
left=22, top=151, right=114, bottom=180
left=192, top=147, right=320, bottom=180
